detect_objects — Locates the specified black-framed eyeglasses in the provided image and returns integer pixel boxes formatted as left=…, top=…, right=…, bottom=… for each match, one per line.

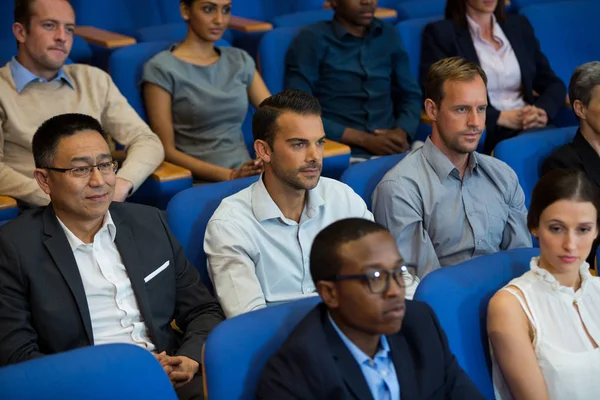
left=325, top=265, right=415, bottom=294
left=44, top=160, right=118, bottom=179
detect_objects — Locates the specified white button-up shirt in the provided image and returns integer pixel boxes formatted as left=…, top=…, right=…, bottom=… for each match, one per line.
left=205, top=176, right=373, bottom=318
left=467, top=14, right=527, bottom=112
left=57, top=212, right=155, bottom=351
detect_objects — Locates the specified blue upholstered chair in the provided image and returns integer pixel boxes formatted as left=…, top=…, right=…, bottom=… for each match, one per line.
left=395, top=0, right=445, bottom=21
left=0, top=196, right=18, bottom=222
left=0, top=343, right=177, bottom=399
left=414, top=247, right=540, bottom=399
left=166, top=176, right=259, bottom=293
left=493, top=126, right=577, bottom=207
left=340, top=154, right=406, bottom=210
left=203, top=296, right=322, bottom=399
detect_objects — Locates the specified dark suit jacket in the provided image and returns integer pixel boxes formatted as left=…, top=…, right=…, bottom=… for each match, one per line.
left=420, top=15, right=566, bottom=152
left=542, top=128, right=600, bottom=266
left=256, top=301, right=484, bottom=400
left=0, top=202, right=225, bottom=366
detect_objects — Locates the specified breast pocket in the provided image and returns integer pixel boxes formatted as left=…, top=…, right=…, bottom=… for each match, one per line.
left=487, top=204, right=509, bottom=248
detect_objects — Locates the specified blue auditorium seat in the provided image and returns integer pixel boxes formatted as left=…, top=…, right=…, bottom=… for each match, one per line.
left=414, top=247, right=540, bottom=399
left=493, top=126, right=577, bottom=207
left=340, top=154, right=406, bottom=210
left=511, top=0, right=583, bottom=10
left=395, top=0, right=445, bottom=21
left=166, top=176, right=259, bottom=293
left=203, top=296, right=322, bottom=399
left=520, top=0, right=600, bottom=88
left=0, top=343, right=177, bottom=399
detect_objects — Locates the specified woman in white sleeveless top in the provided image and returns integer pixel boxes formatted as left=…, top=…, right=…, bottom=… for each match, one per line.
left=488, top=169, right=600, bottom=400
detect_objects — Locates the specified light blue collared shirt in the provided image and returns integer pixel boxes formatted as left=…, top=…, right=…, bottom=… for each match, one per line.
left=204, top=176, right=373, bottom=318
left=9, top=57, right=74, bottom=93
left=328, top=314, right=401, bottom=400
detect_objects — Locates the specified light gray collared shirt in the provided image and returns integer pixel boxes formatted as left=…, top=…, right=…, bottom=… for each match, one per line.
left=204, top=176, right=373, bottom=318
left=373, top=138, right=531, bottom=278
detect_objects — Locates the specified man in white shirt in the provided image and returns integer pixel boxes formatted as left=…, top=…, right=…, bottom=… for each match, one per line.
left=0, top=113, right=223, bottom=400
left=204, top=89, right=373, bottom=318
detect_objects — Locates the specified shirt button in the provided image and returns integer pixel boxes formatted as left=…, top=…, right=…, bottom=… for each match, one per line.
left=368, top=360, right=375, bottom=367
left=382, top=370, right=388, bottom=377
left=477, top=240, right=483, bottom=245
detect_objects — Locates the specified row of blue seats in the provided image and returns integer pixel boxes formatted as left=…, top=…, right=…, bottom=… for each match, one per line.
left=0, top=247, right=539, bottom=399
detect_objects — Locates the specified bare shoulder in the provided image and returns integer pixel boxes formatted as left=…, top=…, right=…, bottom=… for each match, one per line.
left=488, top=286, right=530, bottom=333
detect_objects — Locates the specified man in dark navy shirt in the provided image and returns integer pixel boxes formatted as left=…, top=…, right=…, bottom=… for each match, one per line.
left=285, top=0, right=422, bottom=160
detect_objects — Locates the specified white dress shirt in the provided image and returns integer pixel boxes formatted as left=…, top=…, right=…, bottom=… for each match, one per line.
left=467, top=14, right=527, bottom=112
left=57, top=211, right=155, bottom=351
left=204, top=176, right=373, bottom=318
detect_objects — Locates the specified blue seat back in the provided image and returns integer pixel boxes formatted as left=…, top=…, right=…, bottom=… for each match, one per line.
left=395, top=15, right=443, bottom=81
left=72, top=0, right=163, bottom=37
left=340, top=154, right=406, bottom=210
left=512, top=0, right=583, bottom=10
left=0, top=344, right=177, bottom=399
left=166, top=176, right=259, bottom=293
left=395, top=0, right=445, bottom=21
left=414, top=247, right=539, bottom=399
left=258, top=26, right=301, bottom=94
left=493, top=126, right=577, bottom=207
left=203, top=297, right=322, bottom=399
left=520, top=0, right=600, bottom=87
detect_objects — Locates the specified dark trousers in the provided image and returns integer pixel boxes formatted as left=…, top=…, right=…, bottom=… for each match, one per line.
left=175, top=374, right=205, bottom=400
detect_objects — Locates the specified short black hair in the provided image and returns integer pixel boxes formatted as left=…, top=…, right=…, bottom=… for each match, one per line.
left=32, top=113, right=107, bottom=168
left=252, top=89, right=322, bottom=148
left=14, top=0, right=72, bottom=28
left=529, top=169, right=600, bottom=230
left=310, top=218, right=389, bottom=284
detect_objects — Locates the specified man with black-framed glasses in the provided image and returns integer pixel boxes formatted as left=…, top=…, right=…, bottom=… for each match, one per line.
left=257, top=218, right=484, bottom=400
left=0, top=113, right=224, bottom=400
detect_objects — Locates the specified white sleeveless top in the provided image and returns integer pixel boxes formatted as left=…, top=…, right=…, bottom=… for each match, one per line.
left=492, top=257, right=600, bottom=400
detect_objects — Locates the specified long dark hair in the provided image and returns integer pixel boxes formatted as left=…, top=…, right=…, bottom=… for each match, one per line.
left=445, top=0, right=506, bottom=29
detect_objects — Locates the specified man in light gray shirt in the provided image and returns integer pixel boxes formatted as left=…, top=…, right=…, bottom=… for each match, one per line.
left=204, top=90, right=373, bottom=318
left=373, top=57, right=531, bottom=278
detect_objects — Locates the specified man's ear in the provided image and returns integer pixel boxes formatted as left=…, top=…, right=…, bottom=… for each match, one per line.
left=317, top=281, right=339, bottom=309
left=424, top=98, right=439, bottom=122
left=573, top=99, right=586, bottom=121
left=12, top=22, right=27, bottom=45
left=254, top=140, right=272, bottom=164
left=34, top=168, right=51, bottom=195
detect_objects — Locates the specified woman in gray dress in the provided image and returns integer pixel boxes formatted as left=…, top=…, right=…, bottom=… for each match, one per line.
left=142, top=0, right=270, bottom=182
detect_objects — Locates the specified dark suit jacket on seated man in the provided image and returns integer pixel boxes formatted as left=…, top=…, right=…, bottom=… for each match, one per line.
left=542, top=61, right=600, bottom=266
left=0, top=113, right=224, bottom=400
left=285, top=0, right=422, bottom=160
left=256, top=218, right=484, bottom=400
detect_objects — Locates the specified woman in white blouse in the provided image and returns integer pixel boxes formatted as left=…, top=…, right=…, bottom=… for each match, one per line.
left=420, top=0, right=566, bottom=153
left=487, top=169, right=600, bottom=400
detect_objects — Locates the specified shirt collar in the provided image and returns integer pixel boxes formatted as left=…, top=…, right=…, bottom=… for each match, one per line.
left=10, top=57, right=74, bottom=93
left=422, top=137, right=479, bottom=181
left=251, top=175, right=325, bottom=224
left=56, top=210, right=117, bottom=251
left=466, top=14, right=503, bottom=45
left=328, top=313, right=391, bottom=365
left=331, top=17, right=383, bottom=40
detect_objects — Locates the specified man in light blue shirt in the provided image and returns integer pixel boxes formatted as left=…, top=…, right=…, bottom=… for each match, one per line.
left=373, top=57, right=531, bottom=278
left=204, top=90, right=372, bottom=318
left=257, top=218, right=484, bottom=399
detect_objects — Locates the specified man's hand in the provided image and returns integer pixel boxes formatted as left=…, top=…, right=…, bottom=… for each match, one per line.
left=113, top=178, right=133, bottom=202
left=374, top=128, right=410, bottom=153
left=155, top=352, right=200, bottom=389
left=361, top=128, right=409, bottom=155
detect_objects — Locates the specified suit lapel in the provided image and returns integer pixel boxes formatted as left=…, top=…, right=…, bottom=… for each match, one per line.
left=456, top=28, right=479, bottom=64
left=42, top=206, right=93, bottom=344
left=111, top=208, right=159, bottom=346
left=389, top=334, right=420, bottom=400
left=573, top=130, right=600, bottom=188
left=501, top=20, right=532, bottom=94
left=323, top=316, right=374, bottom=400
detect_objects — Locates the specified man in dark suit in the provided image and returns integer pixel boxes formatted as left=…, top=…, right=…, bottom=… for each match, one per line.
left=543, top=61, right=600, bottom=266
left=0, top=113, right=224, bottom=400
left=256, top=218, right=484, bottom=399
left=420, top=0, right=566, bottom=153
